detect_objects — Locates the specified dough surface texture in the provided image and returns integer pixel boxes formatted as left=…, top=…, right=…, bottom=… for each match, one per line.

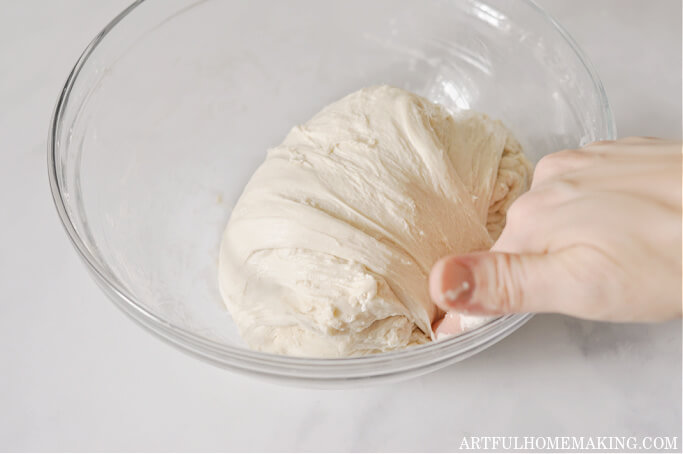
left=219, top=85, right=532, bottom=357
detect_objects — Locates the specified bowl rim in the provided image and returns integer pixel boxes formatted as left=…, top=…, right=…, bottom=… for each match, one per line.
left=47, top=0, right=615, bottom=381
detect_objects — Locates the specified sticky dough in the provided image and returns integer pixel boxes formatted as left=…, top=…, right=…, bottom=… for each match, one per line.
left=218, top=86, right=532, bottom=357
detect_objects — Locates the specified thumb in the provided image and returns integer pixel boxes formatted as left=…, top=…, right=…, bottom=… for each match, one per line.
left=429, top=250, right=573, bottom=315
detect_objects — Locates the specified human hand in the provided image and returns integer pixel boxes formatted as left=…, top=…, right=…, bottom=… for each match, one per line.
left=430, top=137, right=682, bottom=337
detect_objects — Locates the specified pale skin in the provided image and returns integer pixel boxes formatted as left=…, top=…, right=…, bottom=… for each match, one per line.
left=430, top=137, right=683, bottom=337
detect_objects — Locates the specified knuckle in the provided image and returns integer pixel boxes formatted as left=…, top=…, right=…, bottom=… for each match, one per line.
left=543, top=179, right=582, bottom=205
left=534, top=150, right=585, bottom=181
left=491, top=253, right=526, bottom=313
left=506, top=182, right=568, bottom=221
left=505, top=193, right=534, bottom=225
left=534, top=153, right=560, bottom=176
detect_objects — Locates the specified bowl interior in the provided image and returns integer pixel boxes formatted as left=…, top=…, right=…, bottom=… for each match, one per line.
left=53, top=0, right=613, bottom=352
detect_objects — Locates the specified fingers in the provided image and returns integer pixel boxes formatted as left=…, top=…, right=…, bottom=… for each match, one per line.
left=531, top=149, right=590, bottom=188
left=429, top=250, right=575, bottom=316
left=584, top=137, right=679, bottom=156
left=530, top=137, right=678, bottom=189
left=587, top=136, right=666, bottom=147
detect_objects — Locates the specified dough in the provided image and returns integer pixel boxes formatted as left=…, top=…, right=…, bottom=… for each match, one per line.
left=218, top=86, right=532, bottom=357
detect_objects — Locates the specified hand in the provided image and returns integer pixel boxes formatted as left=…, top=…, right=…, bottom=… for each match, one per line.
left=430, top=137, right=682, bottom=337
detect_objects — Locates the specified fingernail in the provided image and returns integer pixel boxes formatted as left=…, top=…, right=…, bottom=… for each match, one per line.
left=438, top=260, right=475, bottom=308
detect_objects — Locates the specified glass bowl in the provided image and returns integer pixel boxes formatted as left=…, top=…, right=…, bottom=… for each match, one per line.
left=48, top=0, right=615, bottom=386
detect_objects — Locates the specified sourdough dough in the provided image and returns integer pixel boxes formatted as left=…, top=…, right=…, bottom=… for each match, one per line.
left=219, top=86, right=532, bottom=357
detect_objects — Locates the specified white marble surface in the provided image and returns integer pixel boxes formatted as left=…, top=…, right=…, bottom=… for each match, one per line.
left=0, top=0, right=680, bottom=451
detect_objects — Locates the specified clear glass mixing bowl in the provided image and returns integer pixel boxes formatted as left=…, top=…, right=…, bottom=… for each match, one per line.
left=48, top=0, right=615, bottom=386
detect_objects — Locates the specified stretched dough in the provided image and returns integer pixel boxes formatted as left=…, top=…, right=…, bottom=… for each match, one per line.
left=219, top=86, right=532, bottom=357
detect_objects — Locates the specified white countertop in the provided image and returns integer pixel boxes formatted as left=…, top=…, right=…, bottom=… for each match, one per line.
left=1, top=0, right=680, bottom=451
